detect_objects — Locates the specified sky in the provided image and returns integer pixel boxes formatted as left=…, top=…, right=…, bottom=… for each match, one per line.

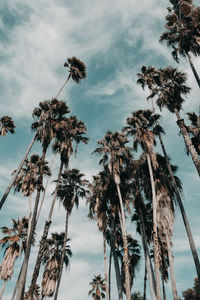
left=0, top=0, right=200, bottom=299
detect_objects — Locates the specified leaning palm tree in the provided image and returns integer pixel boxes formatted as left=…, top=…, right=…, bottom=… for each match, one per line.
left=0, top=56, right=86, bottom=210
left=0, top=217, right=28, bottom=299
left=53, top=169, right=88, bottom=300
left=88, top=274, right=106, bottom=300
left=160, top=0, right=200, bottom=87
left=28, top=117, right=88, bottom=299
left=41, top=233, right=72, bottom=299
left=16, top=156, right=51, bottom=300
left=137, top=66, right=200, bottom=282
left=123, top=110, right=162, bottom=299
left=0, top=116, right=15, bottom=136
left=93, top=131, right=133, bottom=300
left=138, top=66, right=200, bottom=176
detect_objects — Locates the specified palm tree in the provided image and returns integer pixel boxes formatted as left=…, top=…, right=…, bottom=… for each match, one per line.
left=41, top=233, right=72, bottom=299
left=28, top=116, right=88, bottom=299
left=0, top=55, right=86, bottom=210
left=186, top=112, right=200, bottom=155
left=0, top=217, right=28, bottom=300
left=88, top=274, right=106, bottom=300
left=0, top=116, right=15, bottom=136
left=16, top=156, right=51, bottom=300
left=160, top=0, right=200, bottom=87
left=123, top=110, right=162, bottom=299
left=137, top=66, right=200, bottom=282
left=53, top=169, right=88, bottom=300
left=93, top=131, right=133, bottom=300
left=138, top=66, right=200, bottom=176
left=24, top=285, right=40, bottom=300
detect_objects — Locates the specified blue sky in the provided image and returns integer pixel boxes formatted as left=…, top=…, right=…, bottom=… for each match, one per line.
left=0, top=0, right=200, bottom=299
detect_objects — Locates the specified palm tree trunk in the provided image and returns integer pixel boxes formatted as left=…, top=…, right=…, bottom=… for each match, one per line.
left=111, top=219, right=123, bottom=300
left=55, top=73, right=71, bottom=99
left=166, top=235, right=178, bottom=300
left=0, top=133, right=37, bottom=210
left=158, top=132, right=200, bottom=282
left=115, top=182, right=131, bottom=300
left=28, top=161, right=64, bottom=300
left=146, top=153, right=162, bottom=300
left=162, top=278, right=167, bottom=300
left=139, top=211, right=156, bottom=300
left=175, top=109, right=200, bottom=177
left=108, top=247, right=112, bottom=300
left=27, top=194, right=32, bottom=247
left=11, top=265, right=22, bottom=300
left=187, top=53, right=200, bottom=89
left=0, top=280, right=7, bottom=300
left=16, top=187, right=41, bottom=300
left=54, top=211, right=69, bottom=300
left=143, top=264, right=147, bottom=300
left=103, top=233, right=110, bottom=300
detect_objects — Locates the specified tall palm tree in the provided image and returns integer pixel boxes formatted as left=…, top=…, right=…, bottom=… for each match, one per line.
left=0, top=217, right=28, bottom=300
left=123, top=110, right=162, bottom=300
left=137, top=66, right=200, bottom=281
left=0, top=55, right=86, bottom=210
left=16, top=156, right=51, bottom=300
left=93, top=131, right=133, bottom=300
left=0, top=116, right=15, bottom=136
left=88, top=274, right=106, bottom=300
left=28, top=116, right=88, bottom=299
left=186, top=112, right=200, bottom=155
left=160, top=0, right=200, bottom=87
left=53, top=168, right=88, bottom=300
left=138, top=66, right=200, bottom=176
left=41, top=233, right=72, bottom=299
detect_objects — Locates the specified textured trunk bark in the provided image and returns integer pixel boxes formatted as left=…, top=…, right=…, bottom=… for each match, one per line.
left=0, top=132, right=37, bottom=210
left=103, top=233, right=110, bottom=300
left=16, top=188, right=41, bottom=300
left=11, top=265, right=22, bottom=300
left=111, top=220, right=123, bottom=300
left=143, top=264, right=147, bottom=300
left=28, top=161, right=64, bottom=299
left=187, top=53, right=200, bottom=89
left=175, top=109, right=200, bottom=177
left=146, top=154, right=162, bottom=300
left=54, top=211, right=69, bottom=300
left=115, top=183, right=131, bottom=300
left=27, top=194, right=32, bottom=247
left=0, top=280, right=7, bottom=300
left=139, top=212, right=156, bottom=300
left=158, top=133, right=200, bottom=282
left=162, top=278, right=167, bottom=300
left=166, top=235, right=178, bottom=300
left=108, top=247, right=112, bottom=300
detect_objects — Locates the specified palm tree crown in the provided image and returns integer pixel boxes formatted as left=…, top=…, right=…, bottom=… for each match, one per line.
left=0, top=116, right=15, bottom=136
left=64, top=56, right=87, bottom=83
left=88, top=274, right=106, bottom=300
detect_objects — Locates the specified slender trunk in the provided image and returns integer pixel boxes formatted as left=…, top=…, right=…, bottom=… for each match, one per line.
left=111, top=219, right=123, bottom=300
left=166, top=235, right=178, bottom=300
left=162, top=278, right=167, bottom=300
left=28, top=161, right=64, bottom=300
left=0, top=280, right=7, bottom=300
left=175, top=109, right=200, bottom=177
left=187, top=53, right=200, bottom=89
left=0, top=133, right=37, bottom=210
left=11, top=266, right=22, bottom=300
left=139, top=212, right=156, bottom=300
left=16, top=187, right=41, bottom=300
left=115, top=183, right=131, bottom=300
left=158, top=133, right=200, bottom=282
left=27, top=194, right=32, bottom=247
left=55, top=74, right=71, bottom=99
left=54, top=211, right=69, bottom=300
left=108, top=247, right=112, bottom=300
left=146, top=154, right=162, bottom=300
left=143, top=264, right=147, bottom=300
left=36, top=154, right=57, bottom=223
left=103, top=233, right=110, bottom=300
